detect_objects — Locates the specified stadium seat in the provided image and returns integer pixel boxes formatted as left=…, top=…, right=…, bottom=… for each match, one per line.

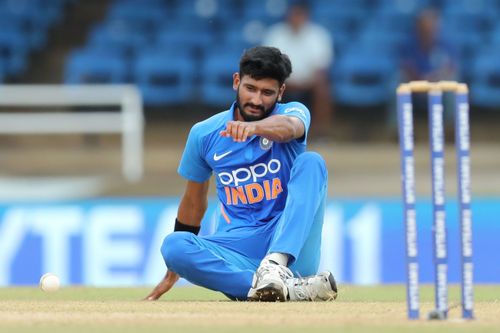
left=356, top=27, right=407, bottom=60
left=333, top=49, right=398, bottom=107
left=0, top=8, right=48, bottom=50
left=356, top=9, right=416, bottom=59
left=242, top=0, right=288, bottom=24
left=441, top=6, right=495, bottom=34
left=133, top=49, right=196, bottom=105
left=64, top=48, right=129, bottom=84
left=0, top=30, right=29, bottom=75
left=366, top=9, right=414, bottom=35
left=489, top=23, right=500, bottom=46
left=441, top=0, right=498, bottom=14
left=440, top=31, right=484, bottom=83
left=87, top=21, right=150, bottom=57
left=377, top=0, right=431, bottom=15
left=0, top=57, right=5, bottom=82
left=156, top=22, right=216, bottom=57
left=311, top=0, right=367, bottom=35
left=311, top=0, right=371, bottom=14
left=469, top=49, right=500, bottom=108
left=106, top=1, right=168, bottom=33
left=201, top=49, right=242, bottom=107
left=176, top=0, right=237, bottom=23
left=220, top=20, right=266, bottom=50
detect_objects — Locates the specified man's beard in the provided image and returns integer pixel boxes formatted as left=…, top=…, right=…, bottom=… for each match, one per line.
left=235, top=88, right=277, bottom=122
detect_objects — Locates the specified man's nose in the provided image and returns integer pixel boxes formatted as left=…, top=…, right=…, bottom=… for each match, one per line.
left=250, top=92, right=263, bottom=105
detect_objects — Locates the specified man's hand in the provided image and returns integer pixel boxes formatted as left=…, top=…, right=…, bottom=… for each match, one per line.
left=220, top=121, right=257, bottom=142
left=143, top=270, right=179, bottom=301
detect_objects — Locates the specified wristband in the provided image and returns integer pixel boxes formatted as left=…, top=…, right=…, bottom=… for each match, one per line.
left=174, top=218, right=200, bottom=234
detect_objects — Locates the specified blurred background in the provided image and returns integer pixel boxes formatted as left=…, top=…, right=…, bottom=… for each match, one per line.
left=0, top=0, right=498, bottom=288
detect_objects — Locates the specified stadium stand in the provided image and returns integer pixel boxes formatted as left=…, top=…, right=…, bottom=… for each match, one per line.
left=64, top=47, right=129, bottom=84
left=1, top=0, right=498, bottom=112
left=134, top=47, right=196, bottom=105
left=470, top=48, right=500, bottom=108
left=0, top=0, right=73, bottom=81
left=333, top=47, right=397, bottom=107
left=201, top=48, right=242, bottom=107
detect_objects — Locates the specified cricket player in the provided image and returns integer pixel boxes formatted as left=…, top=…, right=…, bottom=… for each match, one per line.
left=145, top=46, right=337, bottom=302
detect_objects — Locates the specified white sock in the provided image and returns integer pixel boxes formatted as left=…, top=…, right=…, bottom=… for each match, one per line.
left=262, top=252, right=289, bottom=266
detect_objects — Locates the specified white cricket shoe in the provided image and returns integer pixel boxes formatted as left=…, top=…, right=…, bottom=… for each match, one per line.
left=247, top=260, right=293, bottom=302
left=286, top=271, right=338, bottom=301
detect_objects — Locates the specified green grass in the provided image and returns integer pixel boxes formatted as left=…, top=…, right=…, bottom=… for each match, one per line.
left=0, top=285, right=499, bottom=333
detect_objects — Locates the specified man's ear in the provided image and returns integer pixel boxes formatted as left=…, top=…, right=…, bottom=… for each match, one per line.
left=278, top=84, right=286, bottom=101
left=233, top=73, right=240, bottom=91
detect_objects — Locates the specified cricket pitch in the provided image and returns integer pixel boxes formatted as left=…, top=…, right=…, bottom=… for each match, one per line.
left=1, top=285, right=499, bottom=333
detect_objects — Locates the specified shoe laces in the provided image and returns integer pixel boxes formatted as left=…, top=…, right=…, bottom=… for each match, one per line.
left=287, top=274, right=337, bottom=301
left=256, top=260, right=293, bottom=282
left=288, top=276, right=317, bottom=300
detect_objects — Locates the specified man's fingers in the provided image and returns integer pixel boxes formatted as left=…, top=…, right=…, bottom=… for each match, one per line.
left=143, top=271, right=179, bottom=301
left=221, top=121, right=253, bottom=142
left=230, top=123, right=239, bottom=141
left=242, top=126, right=251, bottom=142
left=237, top=123, right=246, bottom=142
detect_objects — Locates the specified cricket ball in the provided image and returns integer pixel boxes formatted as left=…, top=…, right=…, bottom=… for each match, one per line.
left=39, top=273, right=60, bottom=292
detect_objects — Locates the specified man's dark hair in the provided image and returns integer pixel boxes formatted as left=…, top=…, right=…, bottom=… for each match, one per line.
left=239, top=46, right=292, bottom=85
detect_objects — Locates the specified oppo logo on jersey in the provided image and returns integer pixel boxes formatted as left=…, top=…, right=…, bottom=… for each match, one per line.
left=217, top=159, right=284, bottom=206
left=217, top=159, right=281, bottom=186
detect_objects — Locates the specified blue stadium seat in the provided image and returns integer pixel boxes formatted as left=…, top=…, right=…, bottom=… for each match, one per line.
left=311, top=0, right=367, bottom=33
left=0, top=57, right=6, bottom=82
left=313, top=9, right=365, bottom=38
left=469, top=49, right=500, bottom=108
left=133, top=48, right=196, bottom=105
left=311, top=0, right=371, bottom=12
left=441, top=0, right=498, bottom=14
left=242, top=0, right=288, bottom=24
left=0, top=30, right=29, bottom=75
left=440, top=30, right=484, bottom=82
left=357, top=27, right=407, bottom=60
left=221, top=20, right=267, bottom=50
left=333, top=49, right=398, bottom=107
left=87, top=21, right=150, bottom=57
left=64, top=48, right=129, bottom=84
left=110, top=0, right=165, bottom=3
left=366, top=9, right=414, bottom=35
left=441, top=6, right=495, bottom=34
left=377, top=0, right=431, bottom=14
left=201, top=49, right=242, bottom=107
left=156, top=22, right=216, bottom=57
left=176, top=0, right=236, bottom=23
left=107, top=1, right=168, bottom=33
left=488, top=23, right=500, bottom=46
left=440, top=7, right=494, bottom=81
left=0, top=8, right=48, bottom=50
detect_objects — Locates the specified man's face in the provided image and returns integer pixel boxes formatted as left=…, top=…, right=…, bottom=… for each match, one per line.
left=288, top=6, right=309, bottom=31
left=233, top=73, right=285, bottom=122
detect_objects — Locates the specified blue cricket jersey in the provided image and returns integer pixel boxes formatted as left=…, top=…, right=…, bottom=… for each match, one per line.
left=178, top=101, right=311, bottom=231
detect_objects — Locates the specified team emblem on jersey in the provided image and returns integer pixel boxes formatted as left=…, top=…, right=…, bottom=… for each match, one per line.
left=259, top=137, right=273, bottom=150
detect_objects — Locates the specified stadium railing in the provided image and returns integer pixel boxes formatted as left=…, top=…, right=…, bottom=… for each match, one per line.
left=0, top=84, right=144, bottom=182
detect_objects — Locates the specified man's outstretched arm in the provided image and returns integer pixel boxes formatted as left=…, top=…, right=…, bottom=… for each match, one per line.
left=220, top=115, right=305, bottom=143
left=144, top=180, right=210, bottom=301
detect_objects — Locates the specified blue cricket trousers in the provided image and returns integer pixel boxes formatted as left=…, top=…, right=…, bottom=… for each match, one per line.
left=161, top=151, right=328, bottom=299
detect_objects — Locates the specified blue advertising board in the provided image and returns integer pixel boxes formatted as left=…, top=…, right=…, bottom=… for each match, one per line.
left=0, top=197, right=498, bottom=286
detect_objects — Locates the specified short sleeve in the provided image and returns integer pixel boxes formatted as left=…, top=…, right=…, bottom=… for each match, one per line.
left=276, top=102, right=311, bottom=143
left=177, top=123, right=212, bottom=182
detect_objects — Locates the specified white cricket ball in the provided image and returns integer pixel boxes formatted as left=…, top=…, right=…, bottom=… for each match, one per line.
left=39, top=273, right=60, bottom=292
